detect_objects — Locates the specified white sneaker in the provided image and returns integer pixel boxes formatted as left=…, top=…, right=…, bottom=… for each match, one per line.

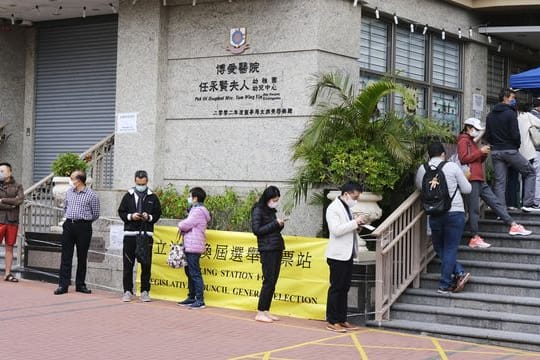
left=140, top=291, right=152, bottom=302
left=122, top=291, right=133, bottom=302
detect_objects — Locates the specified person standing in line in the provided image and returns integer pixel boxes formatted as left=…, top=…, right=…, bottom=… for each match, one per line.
left=177, top=187, right=211, bottom=309
left=118, top=170, right=162, bottom=303
left=251, top=186, right=285, bottom=323
left=531, top=98, right=540, bottom=204
left=458, top=118, right=532, bottom=250
left=0, top=163, right=24, bottom=283
left=416, top=143, right=472, bottom=294
left=54, top=170, right=100, bottom=295
left=484, top=88, right=540, bottom=212
left=325, top=181, right=364, bottom=333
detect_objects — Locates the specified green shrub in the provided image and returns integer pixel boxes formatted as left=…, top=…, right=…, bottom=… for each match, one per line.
left=154, top=184, right=259, bottom=232
left=51, top=152, right=88, bottom=176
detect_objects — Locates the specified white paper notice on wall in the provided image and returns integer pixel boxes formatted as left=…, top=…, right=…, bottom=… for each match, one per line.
left=472, top=94, right=484, bottom=113
left=109, top=224, right=125, bottom=250
left=116, top=112, right=138, bottom=133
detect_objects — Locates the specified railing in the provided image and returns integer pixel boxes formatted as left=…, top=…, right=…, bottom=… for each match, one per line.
left=372, top=190, right=434, bottom=322
left=18, top=134, right=115, bottom=265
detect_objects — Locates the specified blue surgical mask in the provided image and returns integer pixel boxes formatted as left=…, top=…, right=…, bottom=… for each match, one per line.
left=509, top=99, right=517, bottom=108
left=135, top=185, right=147, bottom=192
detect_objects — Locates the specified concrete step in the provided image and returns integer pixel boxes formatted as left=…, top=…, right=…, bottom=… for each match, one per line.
left=420, top=273, right=540, bottom=297
left=461, top=230, right=540, bottom=249
left=391, top=303, right=540, bottom=335
left=484, top=209, right=540, bottom=223
left=365, top=319, right=540, bottom=352
left=475, top=218, right=540, bottom=235
left=457, top=245, right=540, bottom=265
left=399, top=288, right=540, bottom=316
left=428, top=258, right=540, bottom=280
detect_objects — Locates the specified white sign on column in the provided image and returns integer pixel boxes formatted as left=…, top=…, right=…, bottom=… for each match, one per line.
left=116, top=112, right=138, bottom=134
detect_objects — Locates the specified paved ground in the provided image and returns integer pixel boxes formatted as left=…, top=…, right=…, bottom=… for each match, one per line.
left=2, top=279, right=540, bottom=360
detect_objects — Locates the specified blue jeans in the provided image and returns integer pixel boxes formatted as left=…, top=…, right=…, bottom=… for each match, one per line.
left=184, top=253, right=204, bottom=301
left=429, top=212, right=466, bottom=289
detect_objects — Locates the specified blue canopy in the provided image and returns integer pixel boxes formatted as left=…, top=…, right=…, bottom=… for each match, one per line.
left=510, top=67, right=540, bottom=89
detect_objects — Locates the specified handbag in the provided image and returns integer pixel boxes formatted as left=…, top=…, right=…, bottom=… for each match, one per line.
left=529, top=125, right=540, bottom=147
left=167, top=232, right=187, bottom=268
left=135, top=223, right=151, bottom=266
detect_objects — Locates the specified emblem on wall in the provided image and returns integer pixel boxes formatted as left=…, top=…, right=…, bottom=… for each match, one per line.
left=226, top=28, right=249, bottom=54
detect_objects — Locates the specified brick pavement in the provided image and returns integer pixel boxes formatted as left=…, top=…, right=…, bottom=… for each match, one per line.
left=2, top=279, right=540, bottom=360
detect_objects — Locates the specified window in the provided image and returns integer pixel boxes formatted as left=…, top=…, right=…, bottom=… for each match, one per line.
left=395, top=27, right=426, bottom=81
left=359, top=16, right=463, bottom=131
left=487, top=54, right=505, bottom=99
left=359, top=17, right=388, bottom=73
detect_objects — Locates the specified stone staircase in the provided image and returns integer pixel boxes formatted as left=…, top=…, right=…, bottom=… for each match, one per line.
left=367, top=210, right=540, bottom=352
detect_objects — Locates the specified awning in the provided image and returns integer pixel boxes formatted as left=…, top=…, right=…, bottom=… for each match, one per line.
left=510, top=67, right=540, bottom=89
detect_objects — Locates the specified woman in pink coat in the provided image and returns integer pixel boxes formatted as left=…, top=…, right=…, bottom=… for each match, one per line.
left=177, top=187, right=211, bottom=309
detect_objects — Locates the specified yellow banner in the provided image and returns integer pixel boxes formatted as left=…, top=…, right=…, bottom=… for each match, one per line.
left=137, top=225, right=329, bottom=320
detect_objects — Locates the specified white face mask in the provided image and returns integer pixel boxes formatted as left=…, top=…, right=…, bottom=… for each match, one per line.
left=0, top=172, right=5, bottom=182
left=344, top=194, right=357, bottom=208
left=267, top=200, right=279, bottom=209
left=470, top=129, right=480, bottom=138
left=187, top=196, right=193, bottom=205
left=69, top=180, right=75, bottom=187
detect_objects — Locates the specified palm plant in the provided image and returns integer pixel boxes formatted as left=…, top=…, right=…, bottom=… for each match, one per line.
left=289, top=72, right=453, bottom=207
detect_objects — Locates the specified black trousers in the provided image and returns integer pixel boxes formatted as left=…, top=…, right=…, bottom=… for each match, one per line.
left=258, top=250, right=282, bottom=311
left=58, top=221, right=92, bottom=289
left=326, top=257, right=353, bottom=324
left=123, top=235, right=153, bottom=293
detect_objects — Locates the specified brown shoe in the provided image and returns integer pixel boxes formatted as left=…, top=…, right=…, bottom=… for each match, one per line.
left=326, top=323, right=347, bottom=333
left=453, top=272, right=471, bottom=293
left=339, top=322, right=360, bottom=330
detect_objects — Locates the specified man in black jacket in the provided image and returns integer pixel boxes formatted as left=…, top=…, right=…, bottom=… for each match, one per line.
left=485, top=88, right=539, bottom=212
left=118, top=170, right=162, bottom=302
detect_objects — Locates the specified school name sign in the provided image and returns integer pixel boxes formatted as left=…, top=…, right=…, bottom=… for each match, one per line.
left=138, top=226, right=330, bottom=320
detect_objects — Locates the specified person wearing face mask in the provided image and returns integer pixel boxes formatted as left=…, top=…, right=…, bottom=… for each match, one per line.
left=54, top=170, right=100, bottom=295
left=250, top=185, right=285, bottom=323
left=517, top=102, right=540, bottom=208
left=324, top=181, right=365, bottom=332
left=416, top=143, right=473, bottom=294
left=485, top=88, right=540, bottom=212
left=458, top=118, right=531, bottom=250
left=0, top=162, right=24, bottom=283
left=117, top=170, right=162, bottom=302
left=177, top=187, right=211, bottom=309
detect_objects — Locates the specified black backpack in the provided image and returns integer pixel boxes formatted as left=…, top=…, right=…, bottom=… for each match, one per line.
left=421, top=161, right=457, bottom=216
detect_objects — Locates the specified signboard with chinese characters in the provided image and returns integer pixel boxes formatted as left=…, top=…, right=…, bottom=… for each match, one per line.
left=138, top=226, right=329, bottom=320
left=167, top=54, right=312, bottom=119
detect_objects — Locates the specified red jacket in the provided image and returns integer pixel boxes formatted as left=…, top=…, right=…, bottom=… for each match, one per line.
left=457, top=133, right=487, bottom=182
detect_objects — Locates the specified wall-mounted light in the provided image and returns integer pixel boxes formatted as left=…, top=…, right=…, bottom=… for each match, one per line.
left=497, top=43, right=502, bottom=53
left=375, top=7, right=380, bottom=19
left=353, top=0, right=359, bottom=7
left=393, top=13, right=398, bottom=25
left=422, top=24, right=428, bottom=35
left=458, top=28, right=462, bottom=39
left=192, top=0, right=197, bottom=5
left=410, top=24, right=414, bottom=33
left=10, top=14, right=14, bottom=25
left=109, top=3, right=117, bottom=14
left=441, top=28, right=445, bottom=40
left=487, top=35, right=492, bottom=44
left=469, top=27, right=473, bottom=38
left=82, top=6, right=86, bottom=18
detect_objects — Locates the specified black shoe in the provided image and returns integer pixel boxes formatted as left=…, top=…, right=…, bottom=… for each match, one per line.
left=54, top=287, right=68, bottom=295
left=76, top=286, right=92, bottom=294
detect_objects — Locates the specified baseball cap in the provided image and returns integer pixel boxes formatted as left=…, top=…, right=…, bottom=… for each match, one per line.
left=463, top=117, right=485, bottom=130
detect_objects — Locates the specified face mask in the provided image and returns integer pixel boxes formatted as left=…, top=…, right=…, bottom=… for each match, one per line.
left=69, top=180, right=75, bottom=187
left=187, top=196, right=193, bottom=205
left=509, top=99, right=517, bottom=108
left=135, top=185, right=147, bottom=192
left=267, top=200, right=279, bottom=209
left=344, top=194, right=357, bottom=208
left=470, top=129, right=480, bottom=138
left=0, top=173, right=5, bottom=182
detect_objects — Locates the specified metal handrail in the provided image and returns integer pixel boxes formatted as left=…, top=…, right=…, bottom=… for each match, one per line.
left=372, top=190, right=434, bottom=322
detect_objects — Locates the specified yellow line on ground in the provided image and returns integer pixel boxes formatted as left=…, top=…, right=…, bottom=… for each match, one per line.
left=432, top=338, right=449, bottom=360
left=228, top=332, right=352, bottom=360
left=262, top=352, right=270, bottom=360
left=351, top=333, right=369, bottom=360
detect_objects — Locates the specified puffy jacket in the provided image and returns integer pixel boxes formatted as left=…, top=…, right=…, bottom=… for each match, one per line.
left=118, top=188, right=162, bottom=236
left=485, top=103, right=520, bottom=150
left=251, top=203, right=284, bottom=252
left=178, top=204, right=211, bottom=254
left=457, top=133, right=487, bottom=182
left=0, top=177, right=24, bottom=224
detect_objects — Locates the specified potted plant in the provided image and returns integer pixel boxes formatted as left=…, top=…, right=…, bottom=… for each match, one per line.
left=51, top=152, right=89, bottom=207
left=289, top=72, right=453, bottom=231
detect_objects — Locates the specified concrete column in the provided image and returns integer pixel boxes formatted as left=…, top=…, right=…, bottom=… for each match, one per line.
left=114, top=0, right=168, bottom=190
left=463, top=42, right=488, bottom=121
left=22, top=29, right=37, bottom=187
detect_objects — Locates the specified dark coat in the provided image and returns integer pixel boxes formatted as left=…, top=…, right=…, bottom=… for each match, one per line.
left=251, top=203, right=284, bottom=252
left=118, top=188, right=162, bottom=234
left=485, top=103, right=521, bottom=150
left=0, top=177, right=24, bottom=224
